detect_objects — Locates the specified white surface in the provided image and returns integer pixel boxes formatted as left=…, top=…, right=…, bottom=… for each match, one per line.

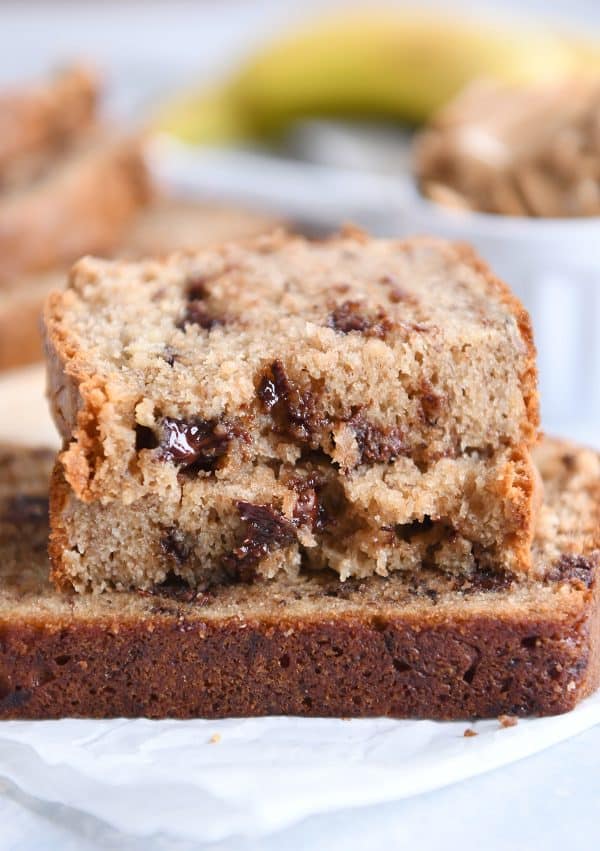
left=0, top=693, right=599, bottom=849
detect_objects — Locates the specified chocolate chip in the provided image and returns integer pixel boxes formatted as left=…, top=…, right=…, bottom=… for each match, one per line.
left=547, top=554, right=595, bottom=588
left=327, top=301, right=392, bottom=339
left=288, top=473, right=330, bottom=532
left=257, top=361, right=326, bottom=447
left=186, top=275, right=210, bottom=301
left=177, top=276, right=225, bottom=330
left=178, top=302, right=224, bottom=331
left=419, top=380, right=445, bottom=426
left=160, top=529, right=191, bottom=565
left=159, top=417, right=238, bottom=472
left=224, top=502, right=297, bottom=581
left=350, top=415, right=406, bottom=465
left=461, top=567, right=515, bottom=593
left=2, top=495, right=48, bottom=525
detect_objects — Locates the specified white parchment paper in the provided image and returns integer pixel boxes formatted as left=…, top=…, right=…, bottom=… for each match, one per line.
left=1, top=690, right=599, bottom=845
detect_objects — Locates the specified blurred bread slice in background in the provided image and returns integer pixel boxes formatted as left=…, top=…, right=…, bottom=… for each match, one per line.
left=0, top=66, right=97, bottom=191
left=0, top=134, right=151, bottom=285
left=0, top=65, right=281, bottom=371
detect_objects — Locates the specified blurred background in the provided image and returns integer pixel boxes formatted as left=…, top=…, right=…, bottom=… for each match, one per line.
left=2, top=0, right=600, bottom=444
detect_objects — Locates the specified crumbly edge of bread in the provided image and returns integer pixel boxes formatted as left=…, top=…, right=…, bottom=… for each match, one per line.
left=47, top=444, right=539, bottom=591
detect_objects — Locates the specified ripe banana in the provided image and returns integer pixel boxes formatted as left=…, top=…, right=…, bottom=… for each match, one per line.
left=157, top=11, right=600, bottom=144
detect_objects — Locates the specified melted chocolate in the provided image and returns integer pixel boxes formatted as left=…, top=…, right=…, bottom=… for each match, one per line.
left=160, top=417, right=236, bottom=472
left=224, top=502, right=297, bottom=581
left=327, top=301, right=392, bottom=339
left=257, top=361, right=326, bottom=446
left=350, top=415, right=406, bottom=465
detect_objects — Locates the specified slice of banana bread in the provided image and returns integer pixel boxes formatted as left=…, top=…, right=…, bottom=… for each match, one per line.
left=0, top=437, right=598, bottom=720
left=0, top=134, right=151, bottom=286
left=44, top=230, right=539, bottom=589
left=0, top=66, right=97, bottom=192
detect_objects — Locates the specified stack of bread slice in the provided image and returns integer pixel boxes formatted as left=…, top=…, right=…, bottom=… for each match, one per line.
left=0, top=228, right=592, bottom=720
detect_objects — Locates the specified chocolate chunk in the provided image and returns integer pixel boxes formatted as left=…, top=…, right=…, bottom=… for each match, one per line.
left=160, top=417, right=237, bottom=472
left=186, top=275, right=210, bottom=301
left=461, top=567, right=515, bottom=593
left=258, top=361, right=326, bottom=446
left=160, top=529, right=191, bottom=565
left=177, top=276, right=225, bottom=330
left=2, top=495, right=48, bottom=525
left=419, top=380, right=445, bottom=426
left=224, top=502, right=297, bottom=581
left=178, top=302, right=224, bottom=331
left=350, top=415, right=406, bottom=465
left=288, top=473, right=330, bottom=532
left=327, top=301, right=392, bottom=339
left=548, top=554, right=595, bottom=588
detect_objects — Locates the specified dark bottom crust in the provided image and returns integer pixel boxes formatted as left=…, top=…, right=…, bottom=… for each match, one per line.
left=1, top=596, right=598, bottom=720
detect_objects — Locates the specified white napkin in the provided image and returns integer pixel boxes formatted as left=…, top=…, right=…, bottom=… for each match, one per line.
left=1, top=689, right=599, bottom=845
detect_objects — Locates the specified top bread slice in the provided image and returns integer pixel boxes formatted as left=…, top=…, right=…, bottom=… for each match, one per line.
left=44, top=230, right=539, bottom=579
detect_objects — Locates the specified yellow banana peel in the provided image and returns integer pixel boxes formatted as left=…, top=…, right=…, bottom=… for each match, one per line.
left=156, top=11, right=600, bottom=144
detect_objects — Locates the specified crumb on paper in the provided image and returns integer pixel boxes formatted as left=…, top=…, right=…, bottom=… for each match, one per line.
left=498, top=714, right=518, bottom=728
left=463, top=728, right=478, bottom=738
left=209, top=733, right=221, bottom=744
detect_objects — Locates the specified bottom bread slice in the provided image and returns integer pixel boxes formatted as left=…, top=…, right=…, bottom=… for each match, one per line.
left=0, top=437, right=599, bottom=720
